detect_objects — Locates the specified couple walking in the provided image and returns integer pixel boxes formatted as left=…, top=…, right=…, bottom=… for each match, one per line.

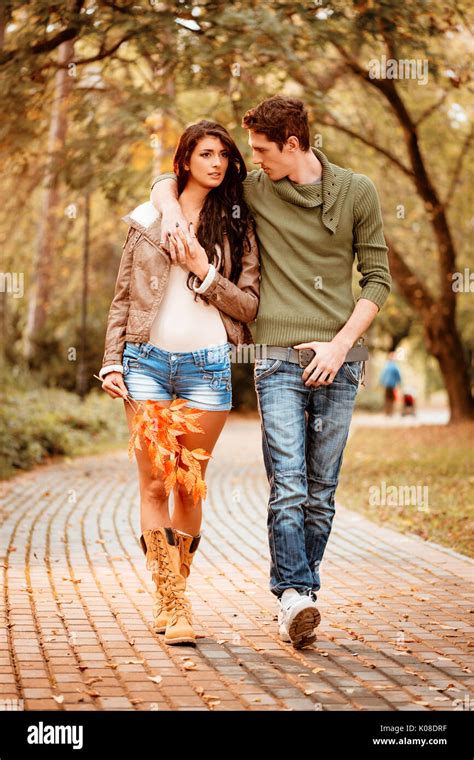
left=99, top=95, right=391, bottom=649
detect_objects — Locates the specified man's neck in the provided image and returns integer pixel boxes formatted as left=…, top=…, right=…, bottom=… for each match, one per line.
left=287, top=149, right=322, bottom=185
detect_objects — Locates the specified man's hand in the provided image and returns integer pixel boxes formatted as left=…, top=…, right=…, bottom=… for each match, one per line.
left=101, top=371, right=129, bottom=400
left=294, top=300, right=379, bottom=386
left=169, top=223, right=210, bottom=281
left=293, top=338, right=350, bottom=387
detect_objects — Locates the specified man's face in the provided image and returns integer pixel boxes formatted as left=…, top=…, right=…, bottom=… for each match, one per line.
left=248, top=131, right=297, bottom=181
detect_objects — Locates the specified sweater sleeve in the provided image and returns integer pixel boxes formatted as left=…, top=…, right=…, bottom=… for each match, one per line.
left=150, top=170, right=256, bottom=191
left=150, top=171, right=178, bottom=191
left=353, top=175, right=392, bottom=310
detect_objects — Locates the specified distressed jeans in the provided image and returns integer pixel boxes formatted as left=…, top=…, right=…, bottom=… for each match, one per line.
left=254, top=352, right=363, bottom=600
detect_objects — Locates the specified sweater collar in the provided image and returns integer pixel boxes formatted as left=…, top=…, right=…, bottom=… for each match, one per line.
left=270, top=147, right=353, bottom=233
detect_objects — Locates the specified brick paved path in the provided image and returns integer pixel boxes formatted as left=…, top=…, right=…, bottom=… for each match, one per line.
left=1, top=417, right=472, bottom=712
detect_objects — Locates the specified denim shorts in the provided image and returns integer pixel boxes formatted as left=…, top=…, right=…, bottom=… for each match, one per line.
left=122, top=341, right=232, bottom=411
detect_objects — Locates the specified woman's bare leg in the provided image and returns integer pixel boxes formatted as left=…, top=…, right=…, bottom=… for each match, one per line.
left=172, top=409, right=230, bottom=536
left=123, top=398, right=174, bottom=532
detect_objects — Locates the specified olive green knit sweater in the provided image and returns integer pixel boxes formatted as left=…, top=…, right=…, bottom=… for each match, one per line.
left=151, top=146, right=392, bottom=347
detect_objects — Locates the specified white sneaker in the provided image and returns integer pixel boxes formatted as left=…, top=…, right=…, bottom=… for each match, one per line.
left=277, top=589, right=321, bottom=649
left=278, top=609, right=292, bottom=642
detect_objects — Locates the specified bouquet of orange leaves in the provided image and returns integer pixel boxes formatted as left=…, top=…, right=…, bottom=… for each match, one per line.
left=128, top=397, right=211, bottom=505
left=93, top=371, right=212, bottom=505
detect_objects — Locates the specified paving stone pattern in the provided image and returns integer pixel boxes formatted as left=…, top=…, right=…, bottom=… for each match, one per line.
left=0, top=418, right=472, bottom=712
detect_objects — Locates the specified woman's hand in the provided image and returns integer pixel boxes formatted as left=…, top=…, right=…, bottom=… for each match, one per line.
left=101, top=371, right=129, bottom=400
left=167, top=223, right=210, bottom=281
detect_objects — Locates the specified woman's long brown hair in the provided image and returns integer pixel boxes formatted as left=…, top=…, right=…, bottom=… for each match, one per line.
left=173, top=120, right=254, bottom=300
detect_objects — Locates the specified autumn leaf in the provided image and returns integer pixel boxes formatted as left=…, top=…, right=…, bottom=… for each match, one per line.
left=126, top=397, right=212, bottom=504
left=190, top=448, right=212, bottom=461
left=176, top=467, right=186, bottom=484
left=168, top=398, right=189, bottom=409
left=180, top=420, right=205, bottom=434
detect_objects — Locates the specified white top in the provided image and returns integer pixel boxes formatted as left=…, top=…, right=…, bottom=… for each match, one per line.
left=149, top=249, right=226, bottom=352
left=130, top=201, right=226, bottom=352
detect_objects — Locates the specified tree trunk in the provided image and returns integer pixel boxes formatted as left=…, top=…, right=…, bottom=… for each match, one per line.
left=75, top=192, right=90, bottom=399
left=333, top=44, right=473, bottom=421
left=23, top=38, right=74, bottom=361
left=424, top=313, right=474, bottom=422
left=386, top=238, right=473, bottom=423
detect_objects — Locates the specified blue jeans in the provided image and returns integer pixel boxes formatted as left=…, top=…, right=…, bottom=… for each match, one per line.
left=254, top=352, right=363, bottom=600
left=122, top=341, right=232, bottom=411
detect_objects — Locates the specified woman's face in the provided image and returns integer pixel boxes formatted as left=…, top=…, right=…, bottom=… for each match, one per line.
left=185, top=136, right=230, bottom=189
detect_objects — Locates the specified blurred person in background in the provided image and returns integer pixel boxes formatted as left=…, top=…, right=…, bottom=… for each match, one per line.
left=379, top=350, right=402, bottom=416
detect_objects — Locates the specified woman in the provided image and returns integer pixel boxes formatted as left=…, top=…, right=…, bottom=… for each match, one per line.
left=99, top=121, right=259, bottom=645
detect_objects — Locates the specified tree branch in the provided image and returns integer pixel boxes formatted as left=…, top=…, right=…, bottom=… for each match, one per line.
left=332, top=40, right=458, bottom=312
left=42, top=30, right=139, bottom=70
left=415, top=91, right=449, bottom=127
left=320, top=114, right=414, bottom=177
left=0, top=0, right=86, bottom=66
left=445, top=124, right=473, bottom=206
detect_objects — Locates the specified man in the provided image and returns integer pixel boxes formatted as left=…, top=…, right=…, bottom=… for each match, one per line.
left=150, top=95, right=392, bottom=648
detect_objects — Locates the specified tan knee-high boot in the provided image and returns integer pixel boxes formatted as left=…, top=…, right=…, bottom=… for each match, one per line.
left=140, top=533, right=168, bottom=633
left=141, top=527, right=196, bottom=645
left=174, top=530, right=201, bottom=580
left=140, top=530, right=201, bottom=633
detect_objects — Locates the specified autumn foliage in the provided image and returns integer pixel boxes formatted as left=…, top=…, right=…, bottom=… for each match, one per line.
left=127, top=398, right=211, bottom=504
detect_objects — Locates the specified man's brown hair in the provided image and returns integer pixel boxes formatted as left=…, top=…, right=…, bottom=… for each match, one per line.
left=241, top=95, right=311, bottom=152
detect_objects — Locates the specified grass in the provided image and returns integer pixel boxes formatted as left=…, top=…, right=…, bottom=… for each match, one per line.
left=337, top=422, right=474, bottom=558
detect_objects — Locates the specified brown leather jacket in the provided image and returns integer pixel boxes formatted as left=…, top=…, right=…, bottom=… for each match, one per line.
left=101, top=205, right=260, bottom=373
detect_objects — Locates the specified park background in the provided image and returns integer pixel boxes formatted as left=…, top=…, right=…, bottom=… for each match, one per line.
left=0, top=0, right=473, bottom=557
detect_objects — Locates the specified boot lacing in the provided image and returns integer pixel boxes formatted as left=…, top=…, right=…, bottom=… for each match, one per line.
left=144, top=531, right=172, bottom=584
left=164, top=576, right=193, bottom=625
left=146, top=531, right=192, bottom=626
